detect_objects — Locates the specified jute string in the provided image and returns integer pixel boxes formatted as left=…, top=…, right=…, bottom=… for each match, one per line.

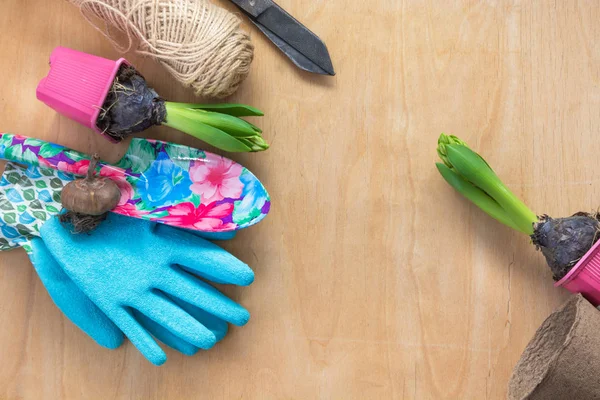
left=68, top=0, right=254, bottom=98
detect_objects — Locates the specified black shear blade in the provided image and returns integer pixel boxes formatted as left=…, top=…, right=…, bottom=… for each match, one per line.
left=232, top=0, right=335, bottom=76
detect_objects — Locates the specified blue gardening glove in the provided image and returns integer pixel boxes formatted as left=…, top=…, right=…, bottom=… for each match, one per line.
left=27, top=237, right=125, bottom=348
left=0, top=163, right=251, bottom=364
left=0, top=163, right=123, bottom=349
left=41, top=213, right=254, bottom=366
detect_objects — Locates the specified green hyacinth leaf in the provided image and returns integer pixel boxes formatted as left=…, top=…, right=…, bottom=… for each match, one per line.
left=166, top=102, right=264, bottom=117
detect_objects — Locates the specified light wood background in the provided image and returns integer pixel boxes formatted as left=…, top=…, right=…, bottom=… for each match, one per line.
left=1, top=0, right=599, bottom=398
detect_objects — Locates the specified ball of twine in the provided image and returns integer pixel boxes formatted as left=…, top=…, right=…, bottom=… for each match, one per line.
left=69, top=0, right=254, bottom=98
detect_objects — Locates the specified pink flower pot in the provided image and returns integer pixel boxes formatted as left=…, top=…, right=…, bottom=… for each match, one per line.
left=555, top=238, right=600, bottom=306
left=36, top=47, right=128, bottom=143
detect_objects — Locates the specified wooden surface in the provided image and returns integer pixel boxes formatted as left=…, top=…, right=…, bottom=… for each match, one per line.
left=1, top=0, right=599, bottom=398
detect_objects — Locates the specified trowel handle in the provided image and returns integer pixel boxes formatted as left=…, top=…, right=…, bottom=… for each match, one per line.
left=0, top=133, right=125, bottom=179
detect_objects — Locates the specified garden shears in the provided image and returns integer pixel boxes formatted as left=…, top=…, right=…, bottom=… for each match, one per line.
left=229, top=0, right=335, bottom=75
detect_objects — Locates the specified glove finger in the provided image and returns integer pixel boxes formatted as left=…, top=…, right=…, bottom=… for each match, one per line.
left=112, top=308, right=167, bottom=366
left=167, top=236, right=254, bottom=286
left=29, top=238, right=124, bottom=349
left=135, top=295, right=229, bottom=355
left=159, top=268, right=250, bottom=326
left=132, top=310, right=199, bottom=356
left=132, top=292, right=217, bottom=350
left=153, top=223, right=253, bottom=286
left=170, top=295, right=229, bottom=343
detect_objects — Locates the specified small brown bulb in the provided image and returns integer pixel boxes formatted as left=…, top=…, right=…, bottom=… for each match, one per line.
left=61, top=177, right=120, bottom=215
left=61, top=155, right=121, bottom=216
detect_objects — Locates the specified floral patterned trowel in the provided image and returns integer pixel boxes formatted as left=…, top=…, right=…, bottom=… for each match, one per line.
left=0, top=133, right=270, bottom=232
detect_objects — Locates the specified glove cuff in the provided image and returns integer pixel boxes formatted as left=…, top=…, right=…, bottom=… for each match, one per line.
left=0, top=162, right=73, bottom=250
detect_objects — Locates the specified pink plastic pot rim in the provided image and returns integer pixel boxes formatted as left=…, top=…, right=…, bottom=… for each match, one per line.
left=554, top=237, right=600, bottom=288
left=90, top=57, right=129, bottom=137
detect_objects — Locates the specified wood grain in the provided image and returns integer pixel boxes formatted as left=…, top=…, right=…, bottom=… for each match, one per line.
left=1, top=0, right=599, bottom=398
